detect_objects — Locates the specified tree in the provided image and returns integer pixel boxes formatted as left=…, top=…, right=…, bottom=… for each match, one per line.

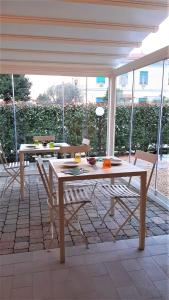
left=104, top=88, right=123, bottom=104
left=37, top=93, right=50, bottom=102
left=0, top=74, right=32, bottom=102
left=37, top=83, right=82, bottom=105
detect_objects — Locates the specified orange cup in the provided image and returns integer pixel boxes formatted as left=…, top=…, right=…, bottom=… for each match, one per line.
left=102, top=158, right=111, bottom=169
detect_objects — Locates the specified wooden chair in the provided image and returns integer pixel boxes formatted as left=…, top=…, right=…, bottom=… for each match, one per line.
left=33, top=135, right=55, bottom=142
left=0, top=143, right=29, bottom=195
left=98, top=151, right=158, bottom=239
left=33, top=135, right=55, bottom=161
left=58, top=144, right=90, bottom=158
left=82, top=138, right=90, bottom=146
left=58, top=144, right=101, bottom=216
left=36, top=157, right=92, bottom=248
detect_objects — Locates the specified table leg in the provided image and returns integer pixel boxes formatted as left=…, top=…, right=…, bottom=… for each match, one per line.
left=110, top=177, right=115, bottom=216
left=49, top=164, right=53, bottom=194
left=139, top=172, right=147, bottom=250
left=19, top=151, right=25, bottom=200
left=58, top=178, right=65, bottom=263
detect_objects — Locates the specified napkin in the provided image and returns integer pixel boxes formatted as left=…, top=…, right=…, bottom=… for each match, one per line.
left=62, top=168, right=89, bottom=175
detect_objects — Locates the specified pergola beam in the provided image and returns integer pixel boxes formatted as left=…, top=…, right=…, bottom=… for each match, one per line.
left=0, top=34, right=141, bottom=48
left=64, top=0, right=169, bottom=10
left=0, top=15, right=158, bottom=33
left=114, top=45, right=169, bottom=76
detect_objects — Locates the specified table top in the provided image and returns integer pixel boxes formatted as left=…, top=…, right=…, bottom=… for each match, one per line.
left=49, top=158, right=147, bottom=181
left=19, top=143, right=69, bottom=153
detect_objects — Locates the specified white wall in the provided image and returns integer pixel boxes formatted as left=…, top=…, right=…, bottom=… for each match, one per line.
left=116, top=62, right=169, bottom=103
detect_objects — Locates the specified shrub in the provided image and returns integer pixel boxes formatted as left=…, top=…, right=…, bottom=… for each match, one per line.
left=0, top=103, right=168, bottom=159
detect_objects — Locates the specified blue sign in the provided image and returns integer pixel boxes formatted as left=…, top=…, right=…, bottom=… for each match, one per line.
left=96, top=77, right=105, bottom=84
left=96, top=97, right=104, bottom=103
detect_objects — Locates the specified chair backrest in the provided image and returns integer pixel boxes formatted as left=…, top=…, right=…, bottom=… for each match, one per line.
left=36, top=157, right=54, bottom=208
left=0, top=143, right=8, bottom=167
left=131, top=150, right=158, bottom=192
left=82, top=138, right=90, bottom=146
left=33, top=135, right=55, bottom=142
left=58, top=144, right=90, bottom=157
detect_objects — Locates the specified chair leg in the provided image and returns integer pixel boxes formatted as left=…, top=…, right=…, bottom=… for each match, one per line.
left=117, top=198, right=140, bottom=223
left=113, top=204, right=139, bottom=238
left=3, top=175, right=18, bottom=194
left=100, top=197, right=118, bottom=225
left=65, top=204, right=89, bottom=248
left=45, top=209, right=59, bottom=250
left=100, top=206, right=113, bottom=225
left=66, top=219, right=89, bottom=249
left=2, top=167, right=29, bottom=195
left=109, top=198, right=116, bottom=216
left=89, top=183, right=100, bottom=218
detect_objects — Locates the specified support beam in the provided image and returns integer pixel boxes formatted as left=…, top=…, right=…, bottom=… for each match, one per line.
left=64, top=0, right=169, bottom=10
left=0, top=34, right=141, bottom=48
left=0, top=15, right=158, bottom=33
left=107, top=76, right=116, bottom=156
left=114, top=46, right=169, bottom=76
left=0, top=48, right=135, bottom=59
left=0, top=60, right=112, bottom=76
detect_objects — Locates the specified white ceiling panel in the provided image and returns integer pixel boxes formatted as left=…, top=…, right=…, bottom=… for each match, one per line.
left=1, top=24, right=148, bottom=42
left=0, top=0, right=169, bottom=75
left=1, top=40, right=134, bottom=55
left=1, top=1, right=168, bottom=26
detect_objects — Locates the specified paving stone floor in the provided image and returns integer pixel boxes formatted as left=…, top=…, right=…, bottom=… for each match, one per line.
left=0, top=174, right=169, bottom=255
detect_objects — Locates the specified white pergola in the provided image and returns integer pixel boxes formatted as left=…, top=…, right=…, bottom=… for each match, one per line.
left=0, top=0, right=169, bottom=153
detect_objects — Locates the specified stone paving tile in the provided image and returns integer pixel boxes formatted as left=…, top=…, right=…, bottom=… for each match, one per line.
left=0, top=174, right=169, bottom=255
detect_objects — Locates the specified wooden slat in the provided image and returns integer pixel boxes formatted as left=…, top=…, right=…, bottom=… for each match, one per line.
left=59, top=145, right=90, bottom=155
left=33, top=135, right=55, bottom=142
left=101, top=184, right=139, bottom=197
left=135, top=150, right=158, bottom=164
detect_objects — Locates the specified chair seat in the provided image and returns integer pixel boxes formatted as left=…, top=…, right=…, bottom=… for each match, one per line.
left=65, top=179, right=102, bottom=187
left=64, top=187, right=91, bottom=205
left=6, top=161, right=29, bottom=169
left=34, top=156, right=55, bottom=162
left=100, top=184, right=140, bottom=198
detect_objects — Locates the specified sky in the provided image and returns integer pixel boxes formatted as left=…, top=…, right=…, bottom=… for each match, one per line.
left=131, top=16, right=169, bottom=55
left=27, top=16, right=169, bottom=99
left=27, top=75, right=73, bottom=100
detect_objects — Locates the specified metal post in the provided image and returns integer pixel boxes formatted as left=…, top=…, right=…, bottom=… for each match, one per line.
left=85, top=77, right=88, bottom=107
left=107, top=76, right=116, bottom=156
left=154, top=60, right=165, bottom=193
left=84, top=77, right=88, bottom=137
left=11, top=74, right=18, bottom=160
left=62, top=82, right=65, bottom=142
left=128, top=71, right=135, bottom=163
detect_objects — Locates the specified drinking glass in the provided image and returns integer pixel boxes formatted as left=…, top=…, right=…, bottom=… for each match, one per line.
left=102, top=158, right=111, bottom=169
left=74, top=153, right=81, bottom=163
left=49, top=142, right=55, bottom=148
left=34, top=139, right=39, bottom=146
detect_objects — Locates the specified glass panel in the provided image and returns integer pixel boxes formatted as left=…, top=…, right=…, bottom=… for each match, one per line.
left=156, top=59, right=169, bottom=198
left=0, top=75, right=108, bottom=160
left=85, top=77, right=108, bottom=156
left=0, top=74, right=17, bottom=160
left=133, top=61, right=164, bottom=194
left=115, top=72, right=133, bottom=157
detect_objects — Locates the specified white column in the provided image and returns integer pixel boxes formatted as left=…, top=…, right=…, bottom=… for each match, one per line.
left=106, top=76, right=116, bottom=156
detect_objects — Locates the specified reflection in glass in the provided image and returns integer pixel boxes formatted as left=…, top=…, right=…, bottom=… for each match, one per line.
left=115, top=72, right=133, bottom=157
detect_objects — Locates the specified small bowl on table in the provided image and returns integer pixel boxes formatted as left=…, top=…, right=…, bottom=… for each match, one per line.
left=42, top=141, right=48, bottom=147
left=87, top=157, right=97, bottom=166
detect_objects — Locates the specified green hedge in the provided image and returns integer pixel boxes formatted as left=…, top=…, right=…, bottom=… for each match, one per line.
left=0, top=103, right=169, bottom=159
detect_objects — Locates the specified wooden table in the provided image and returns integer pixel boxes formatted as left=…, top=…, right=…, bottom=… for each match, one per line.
left=49, top=158, right=147, bottom=263
left=19, top=143, right=69, bottom=199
